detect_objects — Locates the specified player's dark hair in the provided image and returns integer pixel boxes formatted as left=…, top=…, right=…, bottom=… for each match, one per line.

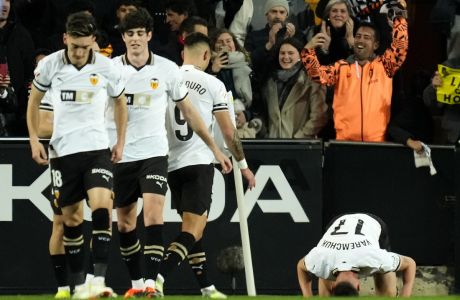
left=66, top=12, right=97, bottom=37
left=184, top=32, right=210, bottom=49
left=333, top=282, right=359, bottom=296
left=116, top=0, right=141, bottom=9
left=165, top=0, right=197, bottom=16
left=118, top=7, right=154, bottom=33
left=179, top=16, right=208, bottom=35
left=355, top=21, right=380, bottom=43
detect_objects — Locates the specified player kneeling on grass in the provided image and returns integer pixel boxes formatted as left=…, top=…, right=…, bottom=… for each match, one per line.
left=297, top=213, right=416, bottom=297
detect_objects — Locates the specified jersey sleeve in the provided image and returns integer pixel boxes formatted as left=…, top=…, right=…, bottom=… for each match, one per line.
left=33, top=57, right=53, bottom=92
left=39, top=93, right=53, bottom=112
left=106, top=60, right=125, bottom=98
left=167, top=64, right=188, bottom=102
left=378, top=251, right=401, bottom=273
left=211, top=79, right=229, bottom=113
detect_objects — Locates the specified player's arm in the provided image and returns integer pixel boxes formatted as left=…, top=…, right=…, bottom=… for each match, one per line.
left=398, top=255, right=416, bottom=297
left=176, top=96, right=232, bottom=174
left=214, top=110, right=256, bottom=189
left=297, top=258, right=313, bottom=297
left=111, top=93, right=128, bottom=163
left=38, top=110, right=53, bottom=138
left=27, top=84, right=48, bottom=165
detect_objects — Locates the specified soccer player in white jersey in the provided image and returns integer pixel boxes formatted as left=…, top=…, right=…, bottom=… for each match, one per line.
left=156, top=32, right=256, bottom=298
left=297, top=213, right=416, bottom=297
left=27, top=12, right=128, bottom=299
left=106, top=8, right=232, bottom=299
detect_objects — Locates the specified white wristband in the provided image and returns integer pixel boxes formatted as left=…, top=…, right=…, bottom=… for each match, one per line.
left=237, top=158, right=248, bottom=169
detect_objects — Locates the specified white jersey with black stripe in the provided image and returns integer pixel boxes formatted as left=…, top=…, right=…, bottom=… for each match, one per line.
left=107, top=53, right=188, bottom=163
left=304, top=213, right=401, bottom=280
left=33, top=49, right=124, bottom=157
left=167, top=64, right=229, bottom=172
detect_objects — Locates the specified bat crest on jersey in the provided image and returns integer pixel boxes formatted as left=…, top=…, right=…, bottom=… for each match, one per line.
left=90, top=73, right=99, bottom=86
left=150, top=78, right=159, bottom=90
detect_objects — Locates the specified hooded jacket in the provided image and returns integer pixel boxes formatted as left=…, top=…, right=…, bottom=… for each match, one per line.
left=301, top=17, right=408, bottom=142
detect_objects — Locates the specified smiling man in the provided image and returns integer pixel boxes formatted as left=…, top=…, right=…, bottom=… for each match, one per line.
left=302, top=0, right=408, bottom=142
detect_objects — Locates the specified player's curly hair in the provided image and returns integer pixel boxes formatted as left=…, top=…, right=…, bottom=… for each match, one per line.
left=118, top=7, right=153, bottom=33
left=333, top=281, right=359, bottom=296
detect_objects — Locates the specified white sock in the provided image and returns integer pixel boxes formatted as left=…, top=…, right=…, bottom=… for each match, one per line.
left=85, top=273, right=94, bottom=284
left=132, top=279, right=144, bottom=289
left=156, top=273, right=165, bottom=284
left=92, top=276, right=105, bottom=286
left=202, top=284, right=215, bottom=291
left=57, top=286, right=70, bottom=292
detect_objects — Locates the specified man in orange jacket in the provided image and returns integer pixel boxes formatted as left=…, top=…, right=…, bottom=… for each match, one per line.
left=302, top=0, right=408, bottom=142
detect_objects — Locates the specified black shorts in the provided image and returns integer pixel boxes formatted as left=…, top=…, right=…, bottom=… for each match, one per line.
left=114, top=156, right=168, bottom=208
left=168, top=164, right=214, bottom=215
left=49, top=149, right=113, bottom=208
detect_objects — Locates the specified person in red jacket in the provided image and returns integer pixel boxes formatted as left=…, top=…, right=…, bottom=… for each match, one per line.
left=302, top=0, right=408, bottom=142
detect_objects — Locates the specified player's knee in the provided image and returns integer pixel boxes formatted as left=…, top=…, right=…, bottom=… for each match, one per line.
left=92, top=208, right=110, bottom=230
left=117, top=218, right=136, bottom=233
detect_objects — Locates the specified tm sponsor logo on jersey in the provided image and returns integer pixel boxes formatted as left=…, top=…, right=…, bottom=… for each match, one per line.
left=61, top=90, right=94, bottom=103
left=321, top=239, right=372, bottom=250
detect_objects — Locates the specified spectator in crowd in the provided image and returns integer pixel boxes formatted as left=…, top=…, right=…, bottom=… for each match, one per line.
left=308, top=0, right=354, bottom=65
left=210, top=28, right=259, bottom=138
left=430, top=0, right=460, bottom=60
left=215, top=0, right=254, bottom=46
left=0, top=0, right=34, bottom=136
left=302, top=2, right=408, bottom=142
left=315, top=0, right=392, bottom=54
left=180, top=16, right=209, bottom=38
left=153, top=0, right=197, bottom=64
left=297, top=213, right=416, bottom=297
left=307, top=0, right=355, bottom=140
left=262, top=38, right=327, bottom=139
left=234, top=99, right=259, bottom=138
left=245, top=0, right=299, bottom=84
left=107, top=0, right=139, bottom=57
left=422, top=57, right=460, bottom=145
left=210, top=28, right=252, bottom=109
left=157, top=16, right=209, bottom=65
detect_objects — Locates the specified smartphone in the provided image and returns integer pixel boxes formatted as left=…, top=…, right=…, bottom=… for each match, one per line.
left=0, top=63, right=8, bottom=77
left=219, top=46, right=229, bottom=64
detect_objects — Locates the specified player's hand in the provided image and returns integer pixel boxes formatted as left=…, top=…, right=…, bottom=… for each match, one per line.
left=111, top=142, right=124, bottom=163
left=240, top=167, right=256, bottom=190
left=432, top=71, right=442, bottom=88
left=215, top=150, right=232, bottom=174
left=30, top=139, right=48, bottom=165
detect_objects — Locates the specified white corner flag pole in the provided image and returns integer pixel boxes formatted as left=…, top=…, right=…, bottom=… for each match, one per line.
left=232, top=157, right=256, bottom=296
